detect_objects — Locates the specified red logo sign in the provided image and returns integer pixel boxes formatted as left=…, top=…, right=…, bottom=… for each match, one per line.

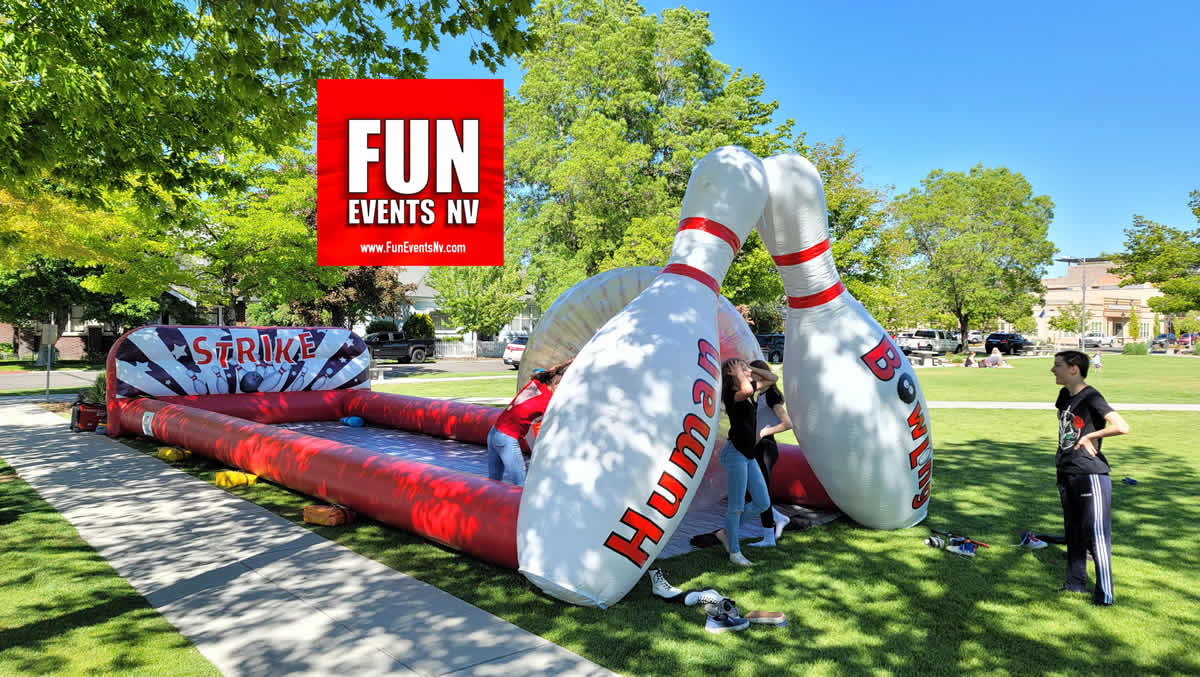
left=317, top=79, right=503, bottom=266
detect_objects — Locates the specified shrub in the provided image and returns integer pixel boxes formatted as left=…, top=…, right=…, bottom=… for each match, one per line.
left=1122, top=342, right=1148, bottom=355
left=437, top=335, right=464, bottom=343
left=402, top=313, right=435, bottom=339
left=0, top=342, right=14, bottom=355
left=365, top=319, right=398, bottom=335
left=79, top=372, right=107, bottom=403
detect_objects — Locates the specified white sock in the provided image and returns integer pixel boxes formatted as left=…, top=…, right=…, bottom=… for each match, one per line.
left=729, top=551, right=754, bottom=567
left=773, top=508, right=790, bottom=540
left=749, top=526, right=777, bottom=547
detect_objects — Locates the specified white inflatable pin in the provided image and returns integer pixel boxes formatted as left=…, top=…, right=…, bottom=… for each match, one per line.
left=757, top=154, right=931, bottom=530
left=517, top=146, right=768, bottom=607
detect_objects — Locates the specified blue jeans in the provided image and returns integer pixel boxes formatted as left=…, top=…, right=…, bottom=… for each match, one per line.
left=487, top=427, right=526, bottom=486
left=719, top=441, right=770, bottom=554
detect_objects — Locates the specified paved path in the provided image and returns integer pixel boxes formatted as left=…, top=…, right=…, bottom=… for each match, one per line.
left=0, top=403, right=615, bottom=677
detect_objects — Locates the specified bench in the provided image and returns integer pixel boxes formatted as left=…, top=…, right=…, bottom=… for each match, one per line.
left=910, top=350, right=944, bottom=367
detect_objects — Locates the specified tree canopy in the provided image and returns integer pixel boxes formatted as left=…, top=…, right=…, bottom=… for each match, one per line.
left=890, top=165, right=1057, bottom=340
left=503, top=0, right=791, bottom=309
left=1108, top=193, right=1200, bottom=314
left=0, top=0, right=535, bottom=203
left=426, top=262, right=526, bottom=340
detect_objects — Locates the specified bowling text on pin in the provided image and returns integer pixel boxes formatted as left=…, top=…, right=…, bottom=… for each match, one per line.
left=316, top=79, right=503, bottom=266
left=860, top=334, right=932, bottom=509
left=603, top=338, right=722, bottom=569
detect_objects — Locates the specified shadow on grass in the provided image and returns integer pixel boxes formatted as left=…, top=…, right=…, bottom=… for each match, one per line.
left=6, top=410, right=1200, bottom=676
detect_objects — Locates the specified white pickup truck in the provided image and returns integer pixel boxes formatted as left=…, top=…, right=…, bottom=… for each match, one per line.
left=899, top=329, right=963, bottom=355
left=1083, top=332, right=1116, bottom=348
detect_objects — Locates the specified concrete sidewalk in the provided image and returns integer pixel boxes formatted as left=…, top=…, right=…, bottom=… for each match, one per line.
left=0, top=403, right=615, bottom=677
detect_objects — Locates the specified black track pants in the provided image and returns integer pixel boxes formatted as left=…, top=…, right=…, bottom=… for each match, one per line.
left=1058, top=473, right=1114, bottom=605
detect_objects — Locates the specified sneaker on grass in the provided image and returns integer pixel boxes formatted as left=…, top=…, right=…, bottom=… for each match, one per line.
left=705, top=614, right=750, bottom=633
left=1019, top=532, right=1049, bottom=549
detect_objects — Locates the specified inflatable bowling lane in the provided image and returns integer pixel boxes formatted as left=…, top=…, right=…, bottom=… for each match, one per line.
left=517, top=146, right=769, bottom=607
left=757, top=154, right=930, bottom=529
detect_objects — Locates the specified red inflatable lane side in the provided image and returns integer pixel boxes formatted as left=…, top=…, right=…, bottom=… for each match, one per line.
left=147, top=390, right=352, bottom=424
left=117, top=398, right=521, bottom=568
left=772, top=443, right=835, bottom=508
left=342, top=390, right=501, bottom=445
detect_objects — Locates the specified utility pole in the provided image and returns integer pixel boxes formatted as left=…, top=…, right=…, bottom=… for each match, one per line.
left=1056, top=256, right=1108, bottom=351
left=44, top=311, right=54, bottom=401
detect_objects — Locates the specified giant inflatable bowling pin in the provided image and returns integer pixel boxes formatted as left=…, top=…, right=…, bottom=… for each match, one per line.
left=758, top=154, right=931, bottom=530
left=517, top=146, right=768, bottom=607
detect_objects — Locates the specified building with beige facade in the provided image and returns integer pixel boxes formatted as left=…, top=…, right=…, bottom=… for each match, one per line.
left=1028, top=260, right=1163, bottom=344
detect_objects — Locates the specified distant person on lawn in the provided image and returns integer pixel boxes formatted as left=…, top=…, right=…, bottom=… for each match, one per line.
left=1050, top=350, right=1130, bottom=605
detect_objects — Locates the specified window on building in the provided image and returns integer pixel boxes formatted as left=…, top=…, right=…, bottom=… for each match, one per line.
left=1141, top=321, right=1152, bottom=338
left=1089, top=321, right=1103, bottom=334
left=69, top=305, right=85, bottom=333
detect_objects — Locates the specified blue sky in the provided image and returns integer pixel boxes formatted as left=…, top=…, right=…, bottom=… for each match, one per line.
left=421, top=1, right=1199, bottom=277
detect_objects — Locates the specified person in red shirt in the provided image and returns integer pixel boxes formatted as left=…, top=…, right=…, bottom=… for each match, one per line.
left=488, top=359, right=573, bottom=485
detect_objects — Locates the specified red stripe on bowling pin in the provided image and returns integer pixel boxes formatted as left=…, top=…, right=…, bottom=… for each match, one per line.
left=772, top=238, right=830, bottom=266
left=787, top=281, right=845, bottom=308
left=660, top=263, right=720, bottom=295
left=677, top=217, right=742, bottom=252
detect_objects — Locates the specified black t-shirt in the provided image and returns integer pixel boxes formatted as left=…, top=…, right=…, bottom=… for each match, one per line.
left=723, top=381, right=759, bottom=459
left=1055, top=385, right=1114, bottom=475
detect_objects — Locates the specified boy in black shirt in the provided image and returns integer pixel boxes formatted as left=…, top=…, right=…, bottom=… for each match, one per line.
left=1050, top=350, right=1130, bottom=605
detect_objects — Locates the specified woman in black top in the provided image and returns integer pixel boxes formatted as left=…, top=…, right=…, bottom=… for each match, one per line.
left=715, top=358, right=777, bottom=566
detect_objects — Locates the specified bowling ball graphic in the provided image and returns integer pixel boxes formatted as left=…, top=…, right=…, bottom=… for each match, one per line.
left=240, top=371, right=264, bottom=393
left=896, top=372, right=917, bottom=404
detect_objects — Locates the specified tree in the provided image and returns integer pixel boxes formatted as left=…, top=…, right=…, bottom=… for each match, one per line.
left=0, top=0, right=535, bottom=205
left=1128, top=307, right=1141, bottom=340
left=1176, top=311, right=1200, bottom=335
left=504, top=0, right=792, bottom=310
left=426, top=264, right=526, bottom=345
left=890, top=165, right=1057, bottom=343
left=0, top=256, right=163, bottom=355
left=289, top=267, right=415, bottom=329
left=1108, top=202, right=1200, bottom=314
left=402, top=313, right=435, bottom=339
left=1049, top=303, right=1089, bottom=335
left=747, top=302, right=783, bottom=334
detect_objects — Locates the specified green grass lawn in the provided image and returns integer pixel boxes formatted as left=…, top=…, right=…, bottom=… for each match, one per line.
left=91, top=408, right=1200, bottom=675
left=0, top=360, right=101, bottom=372
left=0, top=386, right=91, bottom=397
left=374, top=376, right=517, bottom=400
left=7, top=355, right=1199, bottom=675
left=918, top=354, right=1200, bottom=403
left=0, top=459, right=219, bottom=676
left=373, top=354, right=1200, bottom=406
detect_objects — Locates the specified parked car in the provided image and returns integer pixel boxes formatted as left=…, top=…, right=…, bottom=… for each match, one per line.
left=967, top=330, right=984, bottom=344
left=364, top=331, right=436, bottom=363
left=899, top=329, right=963, bottom=355
left=1152, top=333, right=1177, bottom=348
left=756, top=333, right=785, bottom=363
left=1177, top=333, right=1197, bottom=349
left=1083, top=332, right=1116, bottom=348
left=984, top=332, right=1035, bottom=355
left=502, top=336, right=528, bottom=369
